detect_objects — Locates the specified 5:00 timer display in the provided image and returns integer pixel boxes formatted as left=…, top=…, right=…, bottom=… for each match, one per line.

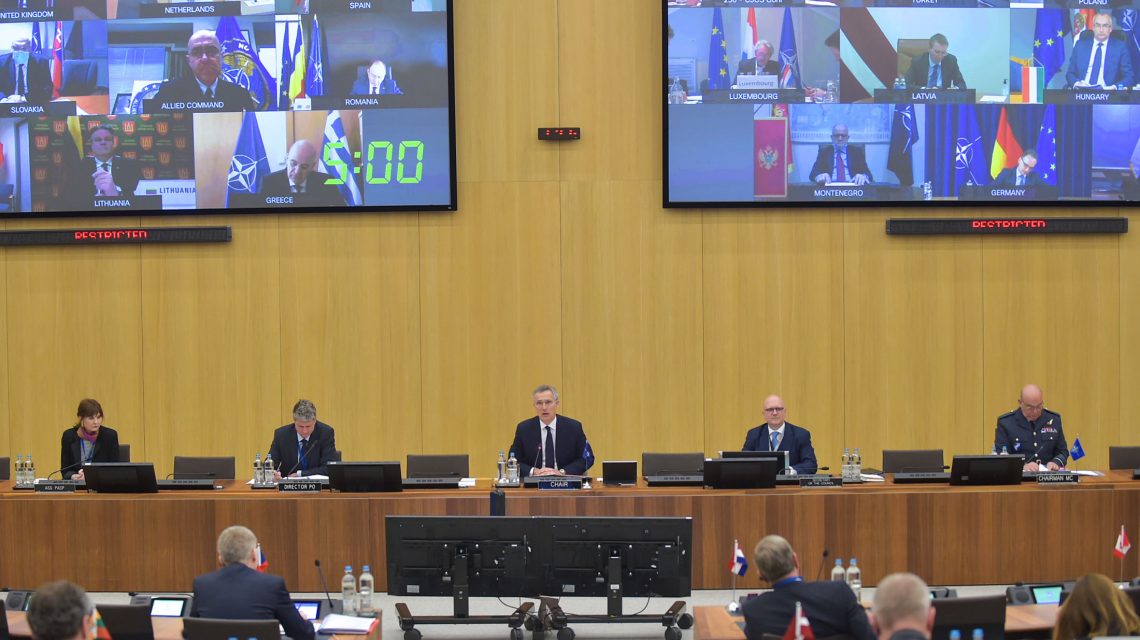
left=322, top=140, right=425, bottom=186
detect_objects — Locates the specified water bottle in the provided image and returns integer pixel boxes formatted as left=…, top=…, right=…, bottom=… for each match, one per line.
left=15, top=454, right=24, bottom=485
left=253, top=452, right=263, bottom=485
left=669, top=77, right=686, bottom=104
left=972, top=628, right=985, bottom=640
left=842, top=448, right=852, bottom=481
left=496, top=451, right=507, bottom=484
left=1000, top=445, right=1009, bottom=455
left=26, top=454, right=34, bottom=483
left=991, top=444, right=998, bottom=455
left=830, top=558, right=845, bottom=581
left=358, top=565, right=374, bottom=616
left=506, top=451, right=519, bottom=484
left=1001, top=79, right=1009, bottom=100
left=341, top=565, right=357, bottom=615
left=853, top=448, right=862, bottom=476
left=846, top=558, right=861, bottom=600
left=950, top=630, right=962, bottom=640
left=264, top=453, right=274, bottom=483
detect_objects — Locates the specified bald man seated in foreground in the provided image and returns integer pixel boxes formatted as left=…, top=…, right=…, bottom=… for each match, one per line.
left=871, top=573, right=936, bottom=640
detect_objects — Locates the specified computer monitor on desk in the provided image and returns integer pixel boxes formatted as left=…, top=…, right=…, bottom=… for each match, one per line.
left=704, top=457, right=781, bottom=489
left=83, top=462, right=159, bottom=494
left=720, top=450, right=789, bottom=472
left=931, top=595, right=1006, bottom=640
left=949, top=455, right=1023, bottom=486
left=327, top=461, right=402, bottom=492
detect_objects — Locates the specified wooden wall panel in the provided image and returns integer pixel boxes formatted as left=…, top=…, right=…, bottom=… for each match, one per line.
left=1116, top=207, right=1140, bottom=455
left=560, top=180, right=704, bottom=462
left=980, top=227, right=1120, bottom=468
left=139, top=216, right=283, bottom=478
left=452, top=0, right=559, bottom=183
left=278, top=213, right=421, bottom=463
left=702, top=210, right=845, bottom=465
left=843, top=210, right=985, bottom=469
left=419, top=181, right=563, bottom=470
left=0, top=218, right=8, bottom=470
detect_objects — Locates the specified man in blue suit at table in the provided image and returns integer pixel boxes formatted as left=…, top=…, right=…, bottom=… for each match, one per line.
left=742, top=395, right=818, bottom=475
left=994, top=150, right=1045, bottom=187
left=508, top=384, right=594, bottom=478
left=191, top=525, right=315, bottom=640
left=1066, top=12, right=1134, bottom=89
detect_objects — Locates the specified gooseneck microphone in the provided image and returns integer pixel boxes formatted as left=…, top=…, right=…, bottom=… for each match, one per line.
left=815, top=549, right=830, bottom=581
left=283, top=438, right=320, bottom=478
left=48, top=461, right=85, bottom=480
left=314, top=559, right=336, bottom=611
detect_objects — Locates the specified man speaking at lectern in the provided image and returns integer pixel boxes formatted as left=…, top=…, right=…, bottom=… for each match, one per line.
left=742, top=394, right=817, bottom=475
left=508, top=385, right=594, bottom=478
left=268, top=399, right=337, bottom=479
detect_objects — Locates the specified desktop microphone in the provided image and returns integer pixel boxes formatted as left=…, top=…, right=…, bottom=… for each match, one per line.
left=283, top=438, right=320, bottom=477
left=314, top=559, right=339, bottom=613
left=815, top=549, right=830, bottom=581
left=48, top=461, right=85, bottom=480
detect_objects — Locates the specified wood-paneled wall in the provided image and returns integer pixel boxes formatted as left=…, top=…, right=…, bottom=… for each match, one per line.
left=3, top=0, right=1138, bottom=481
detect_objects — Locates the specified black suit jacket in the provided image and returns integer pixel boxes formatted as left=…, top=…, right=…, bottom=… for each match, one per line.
left=150, top=75, right=256, bottom=111
left=0, top=53, right=53, bottom=103
left=743, top=579, right=875, bottom=640
left=809, top=144, right=872, bottom=182
left=267, top=421, right=337, bottom=477
left=60, top=426, right=120, bottom=479
left=994, top=167, right=1044, bottom=187
left=735, top=57, right=780, bottom=84
left=741, top=422, right=818, bottom=474
left=261, top=169, right=346, bottom=206
left=905, top=52, right=967, bottom=89
left=76, top=156, right=143, bottom=197
left=191, top=563, right=315, bottom=640
left=508, top=415, right=593, bottom=477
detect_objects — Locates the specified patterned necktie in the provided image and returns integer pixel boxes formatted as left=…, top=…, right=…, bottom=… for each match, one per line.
left=770, top=431, right=780, bottom=451
left=836, top=148, right=847, bottom=182
left=544, top=427, right=555, bottom=468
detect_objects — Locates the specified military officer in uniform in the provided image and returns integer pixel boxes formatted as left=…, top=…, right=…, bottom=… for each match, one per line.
left=995, top=383, right=1068, bottom=472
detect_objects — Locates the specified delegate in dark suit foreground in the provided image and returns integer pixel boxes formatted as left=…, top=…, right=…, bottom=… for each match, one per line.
left=60, top=398, right=121, bottom=480
left=743, top=535, right=874, bottom=640
left=741, top=394, right=818, bottom=474
left=192, top=525, right=315, bottom=640
left=508, top=385, right=594, bottom=477
left=268, top=399, right=338, bottom=478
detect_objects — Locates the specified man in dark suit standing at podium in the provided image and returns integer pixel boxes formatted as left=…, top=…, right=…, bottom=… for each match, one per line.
left=191, top=525, right=315, bottom=640
left=508, top=385, right=594, bottom=478
left=742, top=394, right=818, bottom=475
left=904, top=34, right=967, bottom=89
left=811, top=124, right=872, bottom=186
left=268, top=399, right=338, bottom=479
left=743, top=535, right=875, bottom=640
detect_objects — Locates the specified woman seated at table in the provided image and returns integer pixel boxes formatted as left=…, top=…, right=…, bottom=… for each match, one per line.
left=60, top=398, right=120, bottom=481
left=1053, top=573, right=1140, bottom=640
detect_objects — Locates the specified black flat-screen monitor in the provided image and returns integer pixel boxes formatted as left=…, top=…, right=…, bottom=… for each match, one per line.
left=949, top=455, right=1023, bottom=486
left=930, top=595, right=1006, bottom=640
left=703, top=457, right=781, bottom=489
left=664, top=4, right=1139, bottom=208
left=327, top=461, right=402, bottom=492
left=83, top=462, right=159, bottom=493
left=0, top=0, right=455, bottom=217
left=720, top=450, right=789, bottom=471
left=602, top=460, right=637, bottom=485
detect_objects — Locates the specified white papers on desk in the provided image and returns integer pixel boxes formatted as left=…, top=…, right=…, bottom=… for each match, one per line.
left=978, top=95, right=1007, bottom=103
left=319, top=614, right=377, bottom=634
left=459, top=477, right=477, bottom=487
left=860, top=473, right=885, bottom=482
left=1071, top=470, right=1104, bottom=476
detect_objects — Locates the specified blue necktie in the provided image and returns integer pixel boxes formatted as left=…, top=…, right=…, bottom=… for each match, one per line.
left=544, top=427, right=555, bottom=468
left=929, top=63, right=940, bottom=88
left=299, top=439, right=308, bottom=471
left=770, top=431, right=780, bottom=451
left=1089, top=43, right=1103, bottom=86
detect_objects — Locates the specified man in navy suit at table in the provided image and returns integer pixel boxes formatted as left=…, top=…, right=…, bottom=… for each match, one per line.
left=191, top=525, right=315, bottom=640
left=508, top=385, right=594, bottom=478
left=267, top=399, right=337, bottom=479
left=994, top=150, right=1045, bottom=187
left=1066, top=12, right=1134, bottom=89
left=742, top=394, right=818, bottom=475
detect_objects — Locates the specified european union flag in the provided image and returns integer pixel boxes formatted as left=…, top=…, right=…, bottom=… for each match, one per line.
left=306, top=15, right=326, bottom=97
left=1070, top=437, right=1085, bottom=461
left=279, top=23, right=294, bottom=109
left=777, top=7, right=800, bottom=90
left=226, top=113, right=270, bottom=206
left=954, top=105, right=987, bottom=192
left=1035, top=104, right=1058, bottom=185
left=1033, top=9, right=1066, bottom=84
left=707, top=8, right=730, bottom=91
left=217, top=16, right=277, bottom=111
left=888, top=104, right=919, bottom=186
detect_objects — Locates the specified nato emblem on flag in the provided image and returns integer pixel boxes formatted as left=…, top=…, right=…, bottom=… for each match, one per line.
left=1069, top=437, right=1086, bottom=461
left=227, top=112, right=271, bottom=206
left=306, top=15, right=326, bottom=97
left=217, top=16, right=277, bottom=111
left=582, top=441, right=595, bottom=469
left=954, top=106, right=987, bottom=191
left=777, top=8, right=801, bottom=90
left=319, top=110, right=361, bottom=206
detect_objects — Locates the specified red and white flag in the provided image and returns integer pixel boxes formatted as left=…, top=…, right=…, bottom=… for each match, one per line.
left=783, top=601, right=816, bottom=640
left=1114, top=525, right=1132, bottom=559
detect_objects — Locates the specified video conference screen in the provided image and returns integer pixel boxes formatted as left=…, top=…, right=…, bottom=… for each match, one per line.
left=0, top=0, right=454, bottom=217
left=664, top=1, right=1140, bottom=206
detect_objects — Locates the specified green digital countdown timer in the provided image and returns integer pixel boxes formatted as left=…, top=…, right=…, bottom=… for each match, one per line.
left=323, top=140, right=425, bottom=186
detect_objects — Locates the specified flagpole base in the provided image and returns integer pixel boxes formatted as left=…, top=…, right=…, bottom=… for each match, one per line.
left=726, top=601, right=741, bottom=614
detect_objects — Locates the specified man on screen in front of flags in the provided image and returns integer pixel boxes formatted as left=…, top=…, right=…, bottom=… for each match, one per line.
left=736, top=40, right=779, bottom=85
left=995, top=383, right=1068, bottom=472
left=0, top=37, right=52, bottom=104
left=742, top=535, right=874, bottom=640
left=260, top=140, right=345, bottom=205
left=904, top=34, right=967, bottom=90
left=811, top=124, right=871, bottom=186
left=151, top=31, right=256, bottom=111
left=994, top=150, right=1044, bottom=187
left=1066, top=12, right=1134, bottom=89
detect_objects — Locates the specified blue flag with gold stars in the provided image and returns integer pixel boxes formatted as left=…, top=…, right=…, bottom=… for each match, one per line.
left=707, top=8, right=730, bottom=91
left=1033, top=9, right=1065, bottom=84
left=1035, top=104, right=1057, bottom=186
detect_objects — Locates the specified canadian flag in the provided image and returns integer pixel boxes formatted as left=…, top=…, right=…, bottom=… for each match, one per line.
left=783, top=601, right=816, bottom=640
left=1114, top=525, right=1132, bottom=559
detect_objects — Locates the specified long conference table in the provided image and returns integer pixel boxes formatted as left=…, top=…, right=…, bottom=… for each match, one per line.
left=2, top=472, right=1138, bottom=593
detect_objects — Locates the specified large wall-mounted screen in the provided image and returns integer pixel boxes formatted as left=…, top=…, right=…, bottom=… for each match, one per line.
left=664, top=1, right=1140, bottom=207
left=0, top=0, right=454, bottom=217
